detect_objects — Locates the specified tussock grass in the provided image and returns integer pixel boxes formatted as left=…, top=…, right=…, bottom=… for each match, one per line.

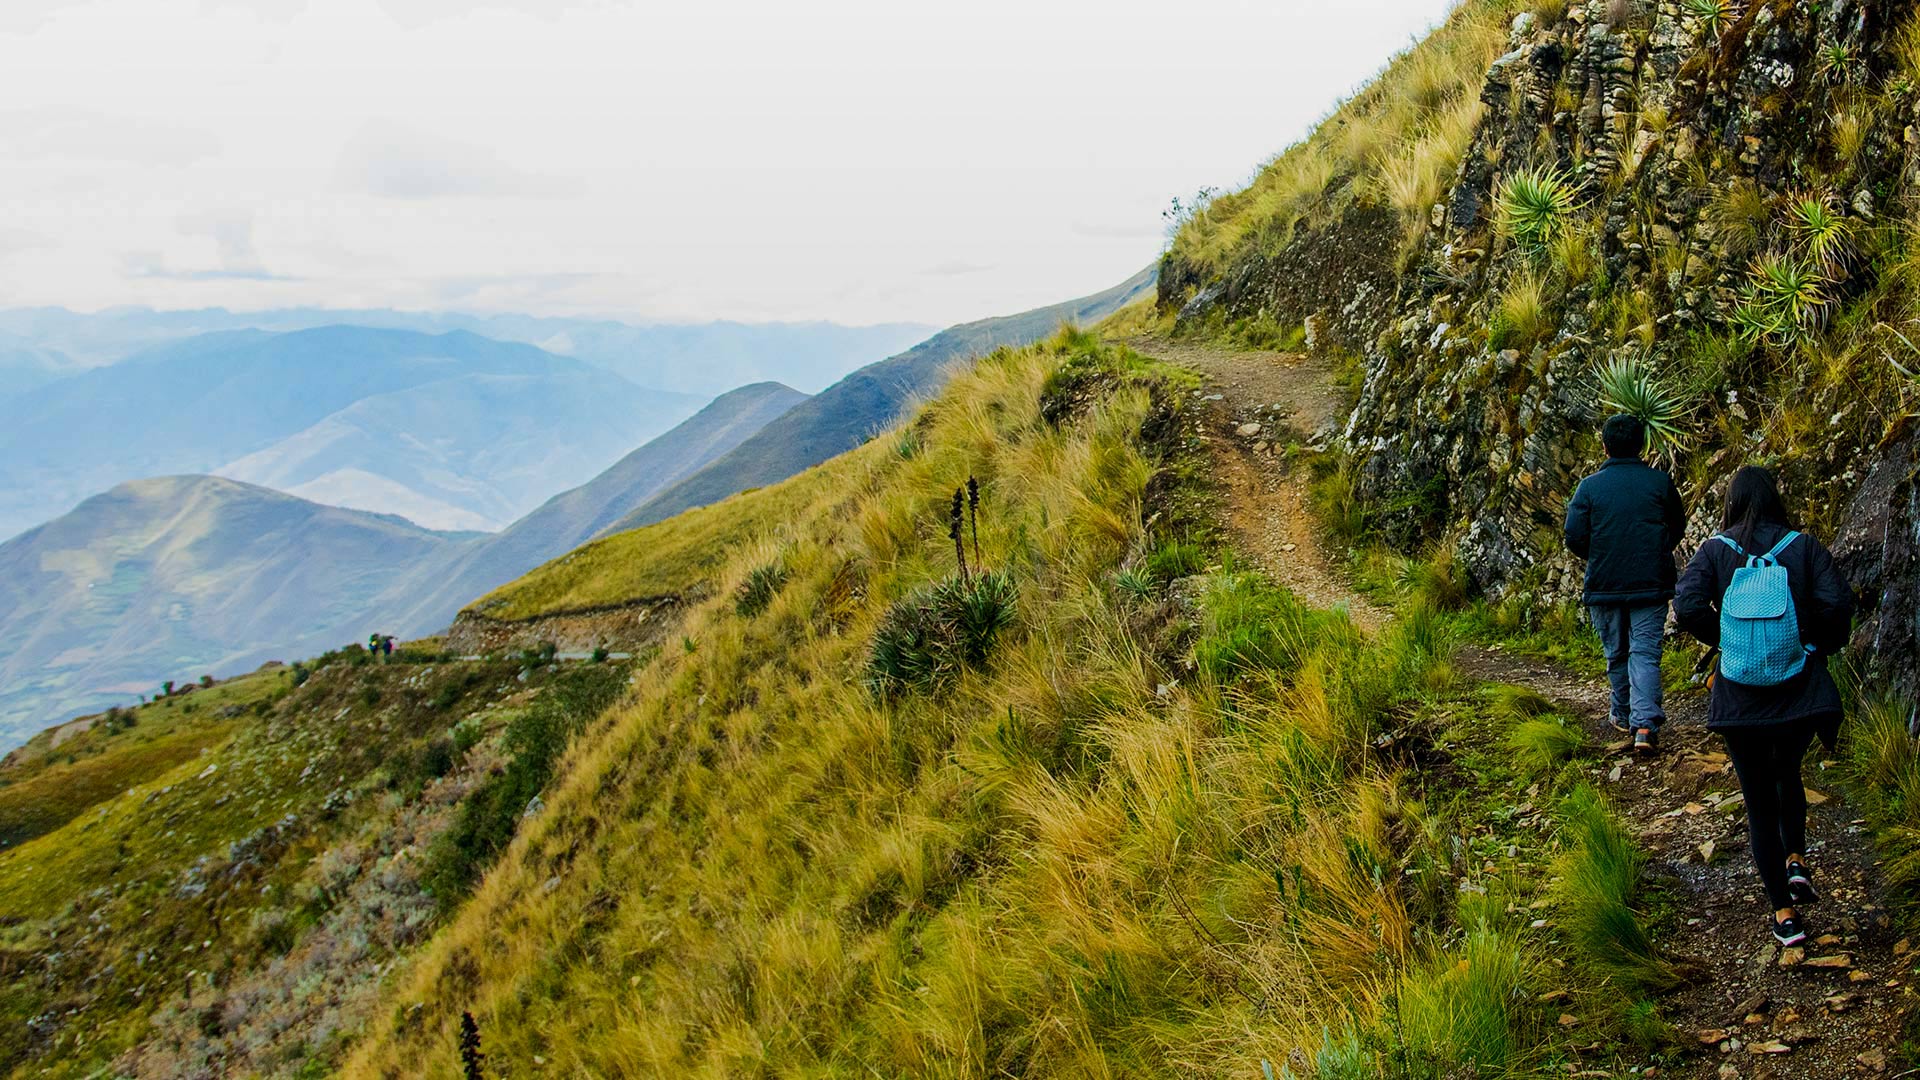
left=1843, top=697, right=1920, bottom=905
left=1505, top=717, right=1585, bottom=770
left=1490, top=270, right=1552, bottom=351
left=1550, top=785, right=1678, bottom=990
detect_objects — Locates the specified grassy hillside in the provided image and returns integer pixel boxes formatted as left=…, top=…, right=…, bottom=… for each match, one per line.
left=599, top=265, right=1158, bottom=535
left=343, top=332, right=1668, bottom=1077
left=0, top=643, right=635, bottom=1078
left=384, top=381, right=808, bottom=637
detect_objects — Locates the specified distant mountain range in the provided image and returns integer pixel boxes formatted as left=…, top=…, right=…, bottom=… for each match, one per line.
left=602, top=265, right=1159, bottom=534
left=0, top=307, right=934, bottom=396
left=0, top=269, right=1155, bottom=750
left=0, top=325, right=702, bottom=538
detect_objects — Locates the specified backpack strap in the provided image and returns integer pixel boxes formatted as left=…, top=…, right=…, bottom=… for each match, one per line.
left=1761, top=530, right=1800, bottom=563
left=1713, top=534, right=1747, bottom=557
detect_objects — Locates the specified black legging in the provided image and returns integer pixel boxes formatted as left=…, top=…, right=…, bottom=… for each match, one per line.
left=1720, top=719, right=1819, bottom=911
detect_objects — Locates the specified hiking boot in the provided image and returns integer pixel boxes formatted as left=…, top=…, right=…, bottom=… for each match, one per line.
left=1771, top=914, right=1807, bottom=948
left=1608, top=713, right=1631, bottom=734
left=1787, top=860, right=1821, bottom=905
left=1632, top=728, right=1658, bottom=754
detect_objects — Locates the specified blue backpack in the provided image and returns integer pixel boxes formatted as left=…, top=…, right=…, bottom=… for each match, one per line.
left=1714, top=530, right=1811, bottom=687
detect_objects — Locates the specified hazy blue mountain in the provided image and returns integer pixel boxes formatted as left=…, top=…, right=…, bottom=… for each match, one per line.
left=0, top=475, right=464, bottom=751
left=600, top=266, right=1159, bottom=535
left=0, top=326, right=697, bottom=539
left=379, top=380, right=808, bottom=635
left=216, top=371, right=702, bottom=531
left=0, top=335, right=72, bottom=401
left=0, top=307, right=933, bottom=395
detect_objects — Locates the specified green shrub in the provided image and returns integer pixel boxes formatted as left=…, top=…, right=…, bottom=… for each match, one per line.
left=422, top=666, right=626, bottom=908
left=735, top=561, right=790, bottom=617
left=865, top=572, right=1019, bottom=698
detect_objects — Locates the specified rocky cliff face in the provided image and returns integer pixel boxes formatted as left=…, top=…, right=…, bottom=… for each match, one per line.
left=1167, top=0, right=1920, bottom=685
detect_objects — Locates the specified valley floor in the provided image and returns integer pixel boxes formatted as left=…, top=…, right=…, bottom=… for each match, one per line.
left=1152, top=336, right=1908, bottom=1078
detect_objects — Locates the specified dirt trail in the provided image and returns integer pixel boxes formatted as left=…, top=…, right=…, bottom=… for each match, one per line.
left=1458, top=646, right=1907, bottom=1079
left=1138, top=337, right=1909, bottom=1078
left=1131, top=338, right=1389, bottom=633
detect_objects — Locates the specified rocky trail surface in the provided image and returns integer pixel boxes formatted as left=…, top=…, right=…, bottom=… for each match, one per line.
left=1143, top=338, right=1910, bottom=1078
left=1131, top=338, right=1388, bottom=633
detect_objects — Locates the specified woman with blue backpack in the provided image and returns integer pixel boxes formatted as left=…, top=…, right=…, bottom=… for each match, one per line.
left=1674, top=466, right=1855, bottom=948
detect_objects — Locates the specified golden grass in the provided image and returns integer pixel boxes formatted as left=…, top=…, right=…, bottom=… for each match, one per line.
left=335, top=332, right=1585, bottom=1077
left=1168, top=0, right=1514, bottom=273
left=467, top=448, right=876, bottom=620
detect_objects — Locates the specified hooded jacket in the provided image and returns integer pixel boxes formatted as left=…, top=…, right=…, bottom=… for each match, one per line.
left=1563, top=457, right=1687, bottom=604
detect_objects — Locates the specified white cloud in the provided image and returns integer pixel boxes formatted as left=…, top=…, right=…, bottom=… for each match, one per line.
left=923, top=260, right=995, bottom=277
left=0, top=0, right=1461, bottom=326
left=0, top=107, right=221, bottom=166
left=334, top=120, right=580, bottom=201
left=372, top=0, right=626, bottom=30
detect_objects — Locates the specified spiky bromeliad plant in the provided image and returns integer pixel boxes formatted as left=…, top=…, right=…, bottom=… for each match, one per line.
left=1783, top=189, right=1854, bottom=275
left=1595, top=356, right=1690, bottom=455
left=1680, top=0, right=1732, bottom=34
left=1739, top=252, right=1831, bottom=346
left=1496, top=166, right=1582, bottom=254
left=865, top=475, right=1017, bottom=698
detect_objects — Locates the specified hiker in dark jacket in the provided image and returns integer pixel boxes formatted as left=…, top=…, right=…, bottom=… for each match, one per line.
left=1564, top=414, right=1687, bottom=752
left=1674, top=465, right=1853, bottom=948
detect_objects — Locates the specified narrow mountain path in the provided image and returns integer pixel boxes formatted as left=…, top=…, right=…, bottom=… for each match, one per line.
left=1458, top=646, right=1907, bottom=1079
left=1128, top=338, right=1388, bottom=633
left=1133, top=337, right=1908, bottom=1078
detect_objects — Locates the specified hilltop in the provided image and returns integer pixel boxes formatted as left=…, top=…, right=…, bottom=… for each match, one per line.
left=0, top=476, right=465, bottom=749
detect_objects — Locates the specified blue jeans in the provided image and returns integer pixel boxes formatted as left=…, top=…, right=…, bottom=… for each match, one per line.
left=1591, top=602, right=1666, bottom=733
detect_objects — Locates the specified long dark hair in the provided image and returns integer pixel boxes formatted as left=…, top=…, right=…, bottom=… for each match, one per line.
left=1721, top=465, right=1793, bottom=550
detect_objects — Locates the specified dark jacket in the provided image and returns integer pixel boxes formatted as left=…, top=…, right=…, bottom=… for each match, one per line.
left=1673, top=521, right=1854, bottom=742
left=1563, top=457, right=1687, bottom=604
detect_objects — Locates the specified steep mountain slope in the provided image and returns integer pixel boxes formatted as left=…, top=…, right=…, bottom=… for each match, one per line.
left=0, top=475, right=461, bottom=750
left=215, top=370, right=702, bottom=531
left=379, top=381, right=809, bottom=636
left=598, top=265, right=1159, bottom=534
left=0, top=326, right=690, bottom=539
left=0, top=648, right=635, bottom=1078
left=0, top=306, right=933, bottom=395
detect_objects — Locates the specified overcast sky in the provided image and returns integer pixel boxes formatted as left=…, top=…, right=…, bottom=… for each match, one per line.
left=0, top=0, right=1455, bottom=327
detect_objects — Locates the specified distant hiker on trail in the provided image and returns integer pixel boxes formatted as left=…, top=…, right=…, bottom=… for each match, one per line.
left=383, top=636, right=394, bottom=658
left=1674, top=465, right=1854, bottom=949
left=1563, top=413, right=1687, bottom=754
